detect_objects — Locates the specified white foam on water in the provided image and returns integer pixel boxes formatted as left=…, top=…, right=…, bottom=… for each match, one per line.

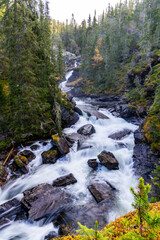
left=0, top=65, right=139, bottom=239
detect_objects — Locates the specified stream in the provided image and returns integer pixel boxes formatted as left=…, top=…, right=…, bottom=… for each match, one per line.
left=0, top=68, right=139, bottom=240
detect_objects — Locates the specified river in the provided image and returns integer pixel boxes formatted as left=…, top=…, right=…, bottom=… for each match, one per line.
left=0, top=68, right=138, bottom=240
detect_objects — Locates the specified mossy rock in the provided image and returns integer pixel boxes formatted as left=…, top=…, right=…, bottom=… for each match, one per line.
left=0, top=165, right=8, bottom=186
left=14, top=155, right=28, bottom=165
left=42, top=148, right=59, bottom=164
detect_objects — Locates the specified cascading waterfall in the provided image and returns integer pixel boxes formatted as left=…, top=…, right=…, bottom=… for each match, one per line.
left=0, top=67, right=139, bottom=239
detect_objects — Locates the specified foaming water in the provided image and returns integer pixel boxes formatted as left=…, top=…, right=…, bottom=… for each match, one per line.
left=0, top=67, right=139, bottom=239
left=0, top=221, right=57, bottom=240
left=59, top=70, right=73, bottom=92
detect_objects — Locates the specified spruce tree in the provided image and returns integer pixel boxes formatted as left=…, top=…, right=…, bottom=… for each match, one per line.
left=130, top=177, right=151, bottom=236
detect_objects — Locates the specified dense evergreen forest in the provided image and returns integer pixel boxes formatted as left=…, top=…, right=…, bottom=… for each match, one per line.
left=0, top=0, right=160, bottom=239
left=0, top=0, right=68, bottom=148
left=58, top=0, right=160, bottom=152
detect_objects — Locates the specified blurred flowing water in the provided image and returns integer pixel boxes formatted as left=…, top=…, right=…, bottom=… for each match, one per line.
left=0, top=69, right=138, bottom=240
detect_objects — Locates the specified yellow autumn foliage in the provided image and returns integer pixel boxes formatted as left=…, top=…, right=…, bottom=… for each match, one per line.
left=53, top=202, right=160, bottom=240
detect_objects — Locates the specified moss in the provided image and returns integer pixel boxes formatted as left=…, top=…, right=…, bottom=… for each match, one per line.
left=43, top=149, right=57, bottom=158
left=0, top=138, right=11, bottom=151
left=53, top=202, right=160, bottom=240
left=14, top=155, right=28, bottom=167
left=52, top=134, right=60, bottom=143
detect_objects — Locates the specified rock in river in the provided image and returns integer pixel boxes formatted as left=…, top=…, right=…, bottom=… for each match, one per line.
left=21, top=183, right=72, bottom=221
left=52, top=135, right=70, bottom=155
left=88, top=183, right=115, bottom=203
left=77, top=124, right=95, bottom=136
left=98, top=151, right=119, bottom=170
left=42, top=148, right=59, bottom=164
left=0, top=198, right=24, bottom=228
left=52, top=173, right=77, bottom=187
left=108, top=129, right=132, bottom=140
left=88, top=159, right=98, bottom=169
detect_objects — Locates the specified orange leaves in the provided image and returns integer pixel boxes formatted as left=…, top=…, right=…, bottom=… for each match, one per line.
left=2, top=81, right=9, bottom=96
left=92, top=38, right=103, bottom=67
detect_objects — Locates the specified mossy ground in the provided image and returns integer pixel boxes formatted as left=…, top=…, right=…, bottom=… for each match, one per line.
left=53, top=202, right=160, bottom=240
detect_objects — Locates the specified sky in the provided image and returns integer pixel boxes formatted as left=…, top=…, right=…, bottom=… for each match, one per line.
left=48, top=0, right=120, bottom=24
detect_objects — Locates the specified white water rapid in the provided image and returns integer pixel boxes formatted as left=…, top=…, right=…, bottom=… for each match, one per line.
left=0, top=68, right=139, bottom=240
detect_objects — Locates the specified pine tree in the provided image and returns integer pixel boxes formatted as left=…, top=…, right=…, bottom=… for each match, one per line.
left=130, top=178, right=151, bottom=236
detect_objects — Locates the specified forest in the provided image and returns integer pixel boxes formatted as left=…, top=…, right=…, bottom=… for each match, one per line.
left=0, top=0, right=160, bottom=239
left=59, top=0, right=160, bottom=152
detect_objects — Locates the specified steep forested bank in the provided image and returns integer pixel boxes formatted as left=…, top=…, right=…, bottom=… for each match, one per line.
left=60, top=0, right=160, bottom=148
left=59, top=0, right=160, bottom=197
left=0, top=0, right=160, bottom=239
left=0, top=0, right=74, bottom=151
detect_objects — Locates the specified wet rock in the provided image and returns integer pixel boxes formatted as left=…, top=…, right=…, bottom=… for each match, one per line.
left=98, top=151, right=119, bottom=170
left=134, top=128, right=144, bottom=144
left=52, top=173, right=77, bottom=187
left=119, top=104, right=136, bottom=119
left=133, top=142, right=160, bottom=179
left=52, top=135, right=70, bottom=155
left=0, top=165, right=8, bottom=186
left=44, top=231, right=57, bottom=240
left=65, top=133, right=85, bottom=144
left=61, top=106, right=79, bottom=128
left=78, top=105, right=109, bottom=119
left=88, top=159, right=98, bottom=169
left=14, top=155, right=29, bottom=174
left=20, top=150, right=36, bottom=162
left=65, top=133, right=89, bottom=151
left=30, top=144, right=40, bottom=151
left=108, top=129, right=132, bottom=140
left=0, top=198, right=24, bottom=227
left=88, top=183, right=115, bottom=203
left=74, top=107, right=83, bottom=115
left=42, top=148, right=59, bottom=164
left=21, top=183, right=71, bottom=221
left=77, top=124, right=96, bottom=136
left=56, top=203, right=107, bottom=235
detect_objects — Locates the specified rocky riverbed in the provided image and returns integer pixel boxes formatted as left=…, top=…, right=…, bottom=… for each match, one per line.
left=0, top=57, right=159, bottom=240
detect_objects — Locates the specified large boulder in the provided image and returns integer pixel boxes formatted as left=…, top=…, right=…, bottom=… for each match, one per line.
left=52, top=135, right=70, bottom=155
left=41, top=148, right=59, bottom=164
left=0, top=165, right=8, bottom=186
left=88, top=183, right=115, bottom=203
left=21, top=183, right=71, bottom=221
left=88, top=159, right=98, bottom=169
left=108, top=129, right=132, bottom=140
left=52, top=173, right=77, bottom=187
left=56, top=203, right=107, bottom=235
left=77, top=124, right=95, bottom=136
left=78, top=105, right=109, bottom=120
left=98, top=151, right=119, bottom=170
left=0, top=198, right=24, bottom=227
left=61, top=106, right=79, bottom=128
left=119, top=104, right=136, bottom=119
left=20, top=150, right=36, bottom=162
left=73, top=107, right=83, bottom=116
